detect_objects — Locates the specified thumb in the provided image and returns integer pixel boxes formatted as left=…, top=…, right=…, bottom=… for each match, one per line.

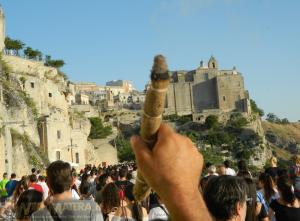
left=130, top=135, right=152, bottom=163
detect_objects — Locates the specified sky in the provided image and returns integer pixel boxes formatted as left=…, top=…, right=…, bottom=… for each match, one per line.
left=1, top=0, right=299, bottom=121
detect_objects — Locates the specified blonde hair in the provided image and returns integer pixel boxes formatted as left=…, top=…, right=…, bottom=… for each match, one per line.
left=292, top=155, right=300, bottom=165
left=270, top=156, right=277, bottom=166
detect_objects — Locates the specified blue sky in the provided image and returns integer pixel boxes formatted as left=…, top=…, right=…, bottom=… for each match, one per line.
left=1, top=0, right=299, bottom=121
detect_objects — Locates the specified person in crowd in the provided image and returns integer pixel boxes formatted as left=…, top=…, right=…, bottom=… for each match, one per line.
left=31, top=168, right=36, bottom=175
left=0, top=173, right=9, bottom=202
left=80, top=181, right=94, bottom=200
left=238, top=171, right=269, bottom=221
left=15, top=189, right=43, bottom=221
left=112, top=184, right=148, bottom=221
left=71, top=172, right=80, bottom=200
left=265, top=157, right=279, bottom=180
left=217, top=164, right=226, bottom=176
left=289, top=154, right=300, bottom=192
left=5, top=173, right=18, bottom=198
left=224, top=160, right=236, bottom=176
left=95, top=174, right=113, bottom=204
left=148, top=193, right=168, bottom=221
left=237, top=160, right=252, bottom=178
left=130, top=123, right=212, bottom=221
left=28, top=174, right=43, bottom=193
left=36, top=170, right=41, bottom=179
left=258, top=173, right=279, bottom=206
left=206, top=165, right=219, bottom=177
left=31, top=160, right=104, bottom=220
left=204, top=176, right=247, bottom=221
left=115, top=168, right=132, bottom=189
left=12, top=178, right=29, bottom=207
left=37, top=176, right=49, bottom=200
left=101, top=183, right=120, bottom=221
left=269, top=175, right=300, bottom=221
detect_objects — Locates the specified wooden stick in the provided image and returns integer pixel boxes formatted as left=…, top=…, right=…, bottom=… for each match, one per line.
left=133, top=55, right=170, bottom=201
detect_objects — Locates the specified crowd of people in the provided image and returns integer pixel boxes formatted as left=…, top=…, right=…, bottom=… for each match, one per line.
left=0, top=124, right=299, bottom=221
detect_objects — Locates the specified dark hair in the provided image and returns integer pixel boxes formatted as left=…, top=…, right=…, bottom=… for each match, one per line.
left=204, top=176, right=247, bottom=221
left=96, top=174, right=109, bottom=191
left=13, top=178, right=29, bottom=204
left=11, top=173, right=17, bottom=179
left=259, top=172, right=276, bottom=202
left=38, top=175, right=45, bottom=181
left=3, top=172, right=7, bottom=177
left=125, top=184, right=143, bottom=221
left=277, top=175, right=296, bottom=204
left=29, top=174, right=37, bottom=183
left=47, top=160, right=72, bottom=194
left=101, top=183, right=120, bottom=215
left=238, top=160, right=248, bottom=172
left=79, top=180, right=90, bottom=195
left=119, top=168, right=128, bottom=179
left=224, top=160, right=231, bottom=168
left=15, top=190, right=43, bottom=219
left=238, top=175, right=257, bottom=221
left=31, top=168, right=36, bottom=174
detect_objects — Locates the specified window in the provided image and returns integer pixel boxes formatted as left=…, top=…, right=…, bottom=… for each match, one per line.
left=56, top=151, right=61, bottom=160
left=57, top=130, right=61, bottom=139
left=48, top=93, right=52, bottom=97
left=204, top=73, right=209, bottom=81
left=223, top=96, right=226, bottom=101
left=30, top=82, right=35, bottom=88
left=75, top=153, right=79, bottom=164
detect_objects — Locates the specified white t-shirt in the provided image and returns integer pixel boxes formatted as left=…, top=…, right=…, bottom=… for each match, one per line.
left=37, top=181, right=49, bottom=200
left=71, top=189, right=80, bottom=200
left=225, top=168, right=236, bottom=176
left=149, top=205, right=168, bottom=221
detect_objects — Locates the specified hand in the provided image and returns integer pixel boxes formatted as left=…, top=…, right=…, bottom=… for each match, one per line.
left=131, top=123, right=212, bottom=221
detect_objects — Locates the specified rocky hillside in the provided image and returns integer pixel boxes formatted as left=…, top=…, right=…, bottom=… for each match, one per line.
left=263, top=121, right=300, bottom=155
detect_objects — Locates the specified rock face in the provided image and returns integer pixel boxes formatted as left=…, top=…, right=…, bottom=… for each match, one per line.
left=0, top=54, right=117, bottom=175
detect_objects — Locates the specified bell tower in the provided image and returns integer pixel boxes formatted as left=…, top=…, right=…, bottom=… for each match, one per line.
left=208, top=56, right=218, bottom=69
left=0, top=6, right=5, bottom=52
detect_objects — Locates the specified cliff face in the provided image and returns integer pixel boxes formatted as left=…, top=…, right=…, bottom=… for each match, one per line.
left=0, top=54, right=111, bottom=176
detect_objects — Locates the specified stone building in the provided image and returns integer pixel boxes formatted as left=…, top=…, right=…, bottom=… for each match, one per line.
left=165, top=56, right=251, bottom=121
left=106, top=80, right=134, bottom=93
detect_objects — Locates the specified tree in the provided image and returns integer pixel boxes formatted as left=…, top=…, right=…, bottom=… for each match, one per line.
left=205, top=115, right=219, bottom=129
left=44, top=55, right=65, bottom=68
left=266, top=113, right=280, bottom=123
left=4, top=37, right=25, bottom=55
left=88, top=117, right=112, bottom=139
left=115, top=136, right=135, bottom=162
left=280, top=118, right=290, bottom=124
left=250, top=99, right=264, bottom=117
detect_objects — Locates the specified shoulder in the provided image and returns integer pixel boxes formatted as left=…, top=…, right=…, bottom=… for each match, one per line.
left=270, top=199, right=280, bottom=210
left=31, top=208, right=51, bottom=220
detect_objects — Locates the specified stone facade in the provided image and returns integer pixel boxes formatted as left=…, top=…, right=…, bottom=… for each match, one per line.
left=165, top=56, right=251, bottom=121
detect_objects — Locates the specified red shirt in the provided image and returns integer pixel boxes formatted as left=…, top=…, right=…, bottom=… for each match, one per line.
left=29, top=183, right=43, bottom=193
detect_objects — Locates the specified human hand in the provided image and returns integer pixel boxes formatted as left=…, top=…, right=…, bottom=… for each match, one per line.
left=131, top=124, right=211, bottom=221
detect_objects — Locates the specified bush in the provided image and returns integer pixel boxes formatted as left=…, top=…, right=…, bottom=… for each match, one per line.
left=88, top=117, right=112, bottom=139
left=205, top=115, right=219, bottom=129
left=250, top=99, right=264, bottom=117
left=115, top=135, right=135, bottom=162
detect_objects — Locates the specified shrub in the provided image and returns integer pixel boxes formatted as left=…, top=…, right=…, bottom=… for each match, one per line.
left=88, top=117, right=112, bottom=139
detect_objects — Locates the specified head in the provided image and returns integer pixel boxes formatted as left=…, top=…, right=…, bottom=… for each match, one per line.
left=124, top=184, right=143, bottom=221
left=119, top=168, right=128, bottom=180
left=29, top=174, right=38, bottom=185
left=14, top=178, right=29, bottom=200
left=224, top=160, right=231, bottom=169
left=217, top=165, right=226, bottom=176
left=11, top=173, right=17, bottom=179
left=15, top=190, right=43, bottom=220
left=3, top=172, right=8, bottom=179
left=100, top=183, right=120, bottom=212
left=292, top=155, right=300, bottom=166
left=36, top=170, right=41, bottom=175
left=31, top=168, right=36, bottom=174
left=96, top=174, right=113, bottom=191
left=204, top=176, right=247, bottom=221
left=38, top=175, right=45, bottom=182
left=270, top=156, right=278, bottom=167
left=46, top=160, right=72, bottom=194
left=277, top=175, right=296, bottom=204
left=208, top=165, right=217, bottom=175
left=258, top=172, right=276, bottom=202
left=79, top=180, right=90, bottom=195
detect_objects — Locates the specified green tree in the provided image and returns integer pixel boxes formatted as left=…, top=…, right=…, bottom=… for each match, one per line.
left=115, top=136, right=135, bottom=162
left=24, top=47, right=40, bottom=60
left=250, top=99, right=264, bottom=117
left=205, top=115, right=219, bottom=129
left=88, top=117, right=112, bottom=139
left=280, top=118, right=290, bottom=124
left=44, top=55, right=65, bottom=68
left=4, top=37, right=25, bottom=55
left=266, top=113, right=281, bottom=123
